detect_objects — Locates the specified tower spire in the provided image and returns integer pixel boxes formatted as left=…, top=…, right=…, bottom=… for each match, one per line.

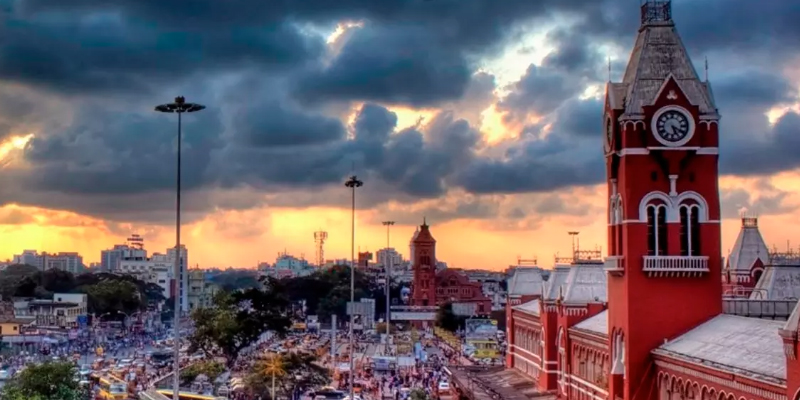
left=640, top=0, right=673, bottom=26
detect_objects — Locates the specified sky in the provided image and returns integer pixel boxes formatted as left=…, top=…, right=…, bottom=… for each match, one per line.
left=0, top=0, right=799, bottom=270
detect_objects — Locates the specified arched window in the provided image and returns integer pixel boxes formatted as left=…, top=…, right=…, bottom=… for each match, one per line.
left=647, top=204, right=668, bottom=255
left=611, top=332, right=625, bottom=376
left=680, top=205, right=701, bottom=256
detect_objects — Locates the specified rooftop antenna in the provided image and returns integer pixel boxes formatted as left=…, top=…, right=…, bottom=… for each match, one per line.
left=568, top=231, right=580, bottom=257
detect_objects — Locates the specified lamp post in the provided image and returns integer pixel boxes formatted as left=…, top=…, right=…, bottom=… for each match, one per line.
left=344, top=175, right=363, bottom=400
left=155, top=96, right=206, bottom=400
left=381, top=220, right=395, bottom=352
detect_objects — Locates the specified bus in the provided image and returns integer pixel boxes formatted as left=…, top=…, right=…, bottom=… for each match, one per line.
left=97, top=376, right=128, bottom=400
left=154, top=390, right=225, bottom=400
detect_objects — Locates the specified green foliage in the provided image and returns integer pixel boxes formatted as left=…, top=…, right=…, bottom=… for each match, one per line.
left=209, top=270, right=262, bottom=292
left=188, top=278, right=292, bottom=367
left=410, top=388, right=431, bottom=400
left=436, top=302, right=465, bottom=333
left=375, top=322, right=398, bottom=334
left=181, top=360, right=226, bottom=384
left=282, top=265, right=375, bottom=321
left=0, top=264, right=39, bottom=299
left=80, top=279, right=142, bottom=315
left=0, top=361, right=87, bottom=400
left=0, top=267, right=164, bottom=315
left=245, top=352, right=330, bottom=398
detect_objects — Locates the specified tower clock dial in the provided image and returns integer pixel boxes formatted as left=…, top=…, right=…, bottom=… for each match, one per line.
left=651, top=106, right=695, bottom=147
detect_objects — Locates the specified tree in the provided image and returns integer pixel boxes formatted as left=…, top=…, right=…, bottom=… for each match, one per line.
left=181, top=360, right=226, bottom=384
left=375, top=322, right=398, bottom=334
left=81, top=279, right=143, bottom=315
left=436, top=302, right=463, bottom=333
left=0, top=264, right=39, bottom=298
left=283, top=265, right=373, bottom=321
left=0, top=361, right=87, bottom=400
left=410, top=388, right=431, bottom=400
left=245, top=352, right=330, bottom=399
left=188, top=278, right=292, bottom=367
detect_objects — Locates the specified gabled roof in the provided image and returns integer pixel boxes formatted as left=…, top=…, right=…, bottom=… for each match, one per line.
left=750, top=265, right=800, bottom=301
left=562, top=264, right=607, bottom=304
left=507, top=268, right=547, bottom=296
left=726, top=217, right=769, bottom=277
left=513, top=299, right=540, bottom=316
left=571, top=310, right=607, bottom=336
left=654, top=314, right=785, bottom=383
left=543, top=266, right=570, bottom=301
left=615, top=14, right=716, bottom=116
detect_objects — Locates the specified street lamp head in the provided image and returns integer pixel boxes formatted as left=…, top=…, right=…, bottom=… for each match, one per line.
left=154, top=96, right=206, bottom=114
left=345, top=175, right=363, bottom=188
left=382, top=221, right=395, bottom=226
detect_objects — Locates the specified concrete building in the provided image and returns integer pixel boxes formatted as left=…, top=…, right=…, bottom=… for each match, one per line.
left=11, top=250, right=84, bottom=273
left=167, top=245, right=189, bottom=313
left=27, top=293, right=88, bottom=329
left=188, top=269, right=219, bottom=310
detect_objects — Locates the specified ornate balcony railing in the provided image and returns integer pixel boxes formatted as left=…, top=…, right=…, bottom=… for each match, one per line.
left=604, top=256, right=625, bottom=276
left=642, top=255, right=709, bottom=277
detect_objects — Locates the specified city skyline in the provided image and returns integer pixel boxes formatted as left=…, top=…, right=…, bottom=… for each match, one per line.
left=1, top=1, right=799, bottom=270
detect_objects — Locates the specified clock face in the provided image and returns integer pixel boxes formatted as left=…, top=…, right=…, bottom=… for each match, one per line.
left=655, top=110, right=691, bottom=143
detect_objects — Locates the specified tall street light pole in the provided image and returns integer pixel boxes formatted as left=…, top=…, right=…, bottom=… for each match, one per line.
left=155, top=96, right=206, bottom=400
left=344, top=175, right=363, bottom=400
left=381, top=220, right=395, bottom=352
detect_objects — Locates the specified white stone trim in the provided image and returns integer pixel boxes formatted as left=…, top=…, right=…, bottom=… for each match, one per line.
left=696, top=147, right=718, bottom=154
left=638, top=190, right=710, bottom=223
left=569, top=334, right=609, bottom=346
left=621, top=120, right=646, bottom=131
left=654, top=359, right=786, bottom=399
left=568, top=374, right=609, bottom=396
left=511, top=344, right=542, bottom=363
left=618, top=148, right=650, bottom=156
left=617, top=147, right=718, bottom=156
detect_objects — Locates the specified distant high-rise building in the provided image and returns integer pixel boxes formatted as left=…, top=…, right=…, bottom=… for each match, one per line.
left=12, top=250, right=83, bottom=273
left=167, top=245, right=189, bottom=313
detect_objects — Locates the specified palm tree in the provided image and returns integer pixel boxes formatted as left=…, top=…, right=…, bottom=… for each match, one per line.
left=263, top=354, right=285, bottom=400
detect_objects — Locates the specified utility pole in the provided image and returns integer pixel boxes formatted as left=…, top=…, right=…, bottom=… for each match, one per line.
left=382, top=220, right=395, bottom=352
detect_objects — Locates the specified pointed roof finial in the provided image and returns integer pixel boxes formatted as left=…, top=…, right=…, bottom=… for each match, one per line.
left=640, top=0, right=673, bottom=26
left=704, top=56, right=709, bottom=82
left=607, top=56, right=612, bottom=82
left=423, top=216, right=427, bottom=226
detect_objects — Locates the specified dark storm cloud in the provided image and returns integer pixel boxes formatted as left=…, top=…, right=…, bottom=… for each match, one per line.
left=713, top=71, right=796, bottom=109
left=234, top=102, right=346, bottom=147
left=294, top=25, right=472, bottom=108
left=2, top=0, right=800, bottom=226
left=720, top=185, right=796, bottom=220
left=0, top=11, right=320, bottom=95
left=722, top=112, right=800, bottom=177
left=21, top=105, right=223, bottom=195
left=499, top=64, right=584, bottom=119
left=454, top=99, right=605, bottom=195
left=212, top=104, right=480, bottom=202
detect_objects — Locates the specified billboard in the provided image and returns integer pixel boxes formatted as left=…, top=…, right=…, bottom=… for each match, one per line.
left=391, top=311, right=436, bottom=321
left=464, top=319, right=497, bottom=339
left=451, top=303, right=477, bottom=317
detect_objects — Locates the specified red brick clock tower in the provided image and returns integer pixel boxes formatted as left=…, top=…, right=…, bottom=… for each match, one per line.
left=411, top=219, right=437, bottom=307
left=604, top=2, right=722, bottom=399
